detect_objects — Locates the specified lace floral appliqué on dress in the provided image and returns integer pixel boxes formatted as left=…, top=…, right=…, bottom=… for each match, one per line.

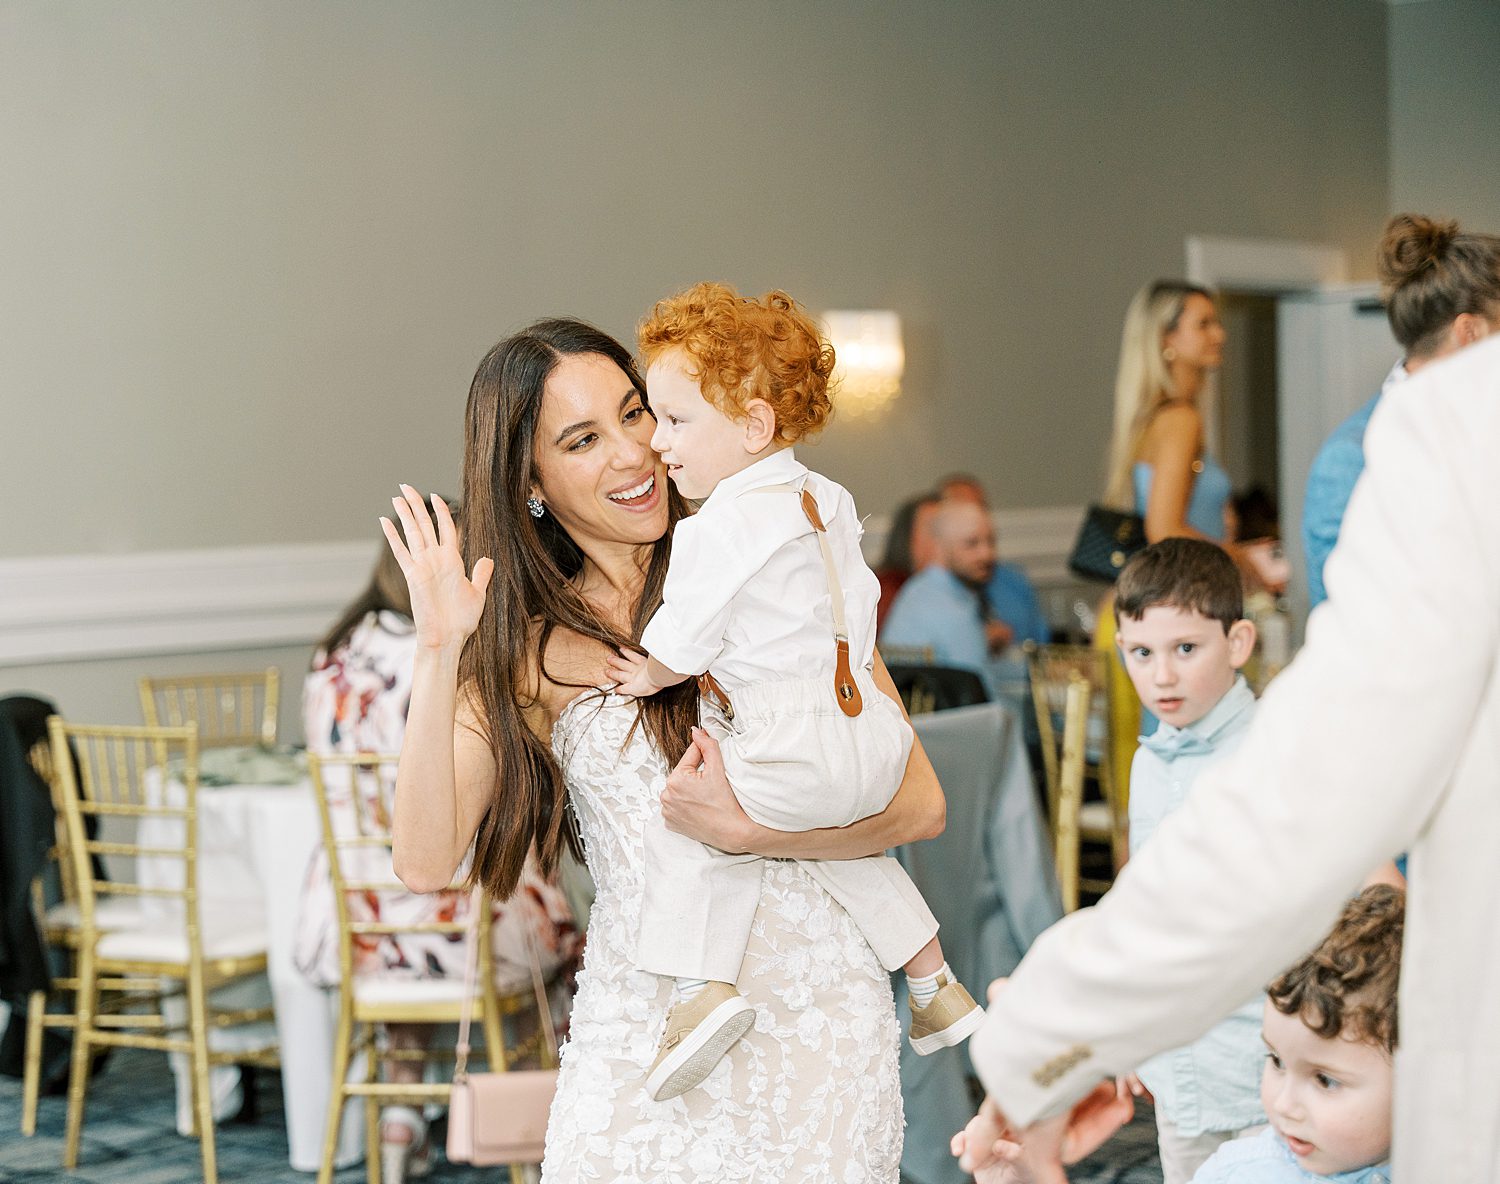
left=542, top=691, right=904, bottom=1183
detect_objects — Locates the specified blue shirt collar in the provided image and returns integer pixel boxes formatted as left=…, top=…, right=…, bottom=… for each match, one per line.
left=1139, top=675, right=1254, bottom=758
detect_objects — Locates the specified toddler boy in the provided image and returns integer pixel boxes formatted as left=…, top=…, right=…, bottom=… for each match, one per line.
left=1192, top=885, right=1399, bottom=1182
left=608, top=282, right=982, bottom=1102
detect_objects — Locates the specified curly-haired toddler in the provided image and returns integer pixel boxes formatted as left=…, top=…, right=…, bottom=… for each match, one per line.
left=1192, top=885, right=1401, bottom=1183
left=608, top=282, right=982, bottom=1102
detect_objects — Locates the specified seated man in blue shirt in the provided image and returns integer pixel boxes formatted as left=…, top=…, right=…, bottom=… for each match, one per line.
left=937, top=474, right=1051, bottom=650
left=879, top=499, right=1048, bottom=708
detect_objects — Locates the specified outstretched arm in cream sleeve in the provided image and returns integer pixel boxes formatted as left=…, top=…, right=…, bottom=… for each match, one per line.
left=968, top=346, right=1500, bottom=1127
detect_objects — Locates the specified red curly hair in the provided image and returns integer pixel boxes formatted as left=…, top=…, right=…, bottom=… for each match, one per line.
left=638, top=282, right=835, bottom=444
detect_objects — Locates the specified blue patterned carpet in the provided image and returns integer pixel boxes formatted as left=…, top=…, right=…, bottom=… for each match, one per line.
left=0, top=1049, right=1162, bottom=1183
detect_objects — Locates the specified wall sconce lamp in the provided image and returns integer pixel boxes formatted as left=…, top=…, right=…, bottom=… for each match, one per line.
left=821, top=310, right=904, bottom=417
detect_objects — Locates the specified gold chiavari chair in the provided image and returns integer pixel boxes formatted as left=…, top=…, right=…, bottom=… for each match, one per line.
left=1051, top=676, right=1092, bottom=913
left=138, top=668, right=280, bottom=749
left=21, top=735, right=72, bottom=1136
left=877, top=643, right=937, bottom=666
left=1092, top=593, right=1142, bottom=840
left=47, top=718, right=279, bottom=1183
left=21, top=736, right=145, bottom=1134
left=1025, top=642, right=1130, bottom=898
left=309, top=752, right=544, bottom=1184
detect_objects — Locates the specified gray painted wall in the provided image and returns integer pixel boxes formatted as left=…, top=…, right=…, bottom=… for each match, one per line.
left=4, top=0, right=1391, bottom=560
left=1389, top=0, right=1500, bottom=231
left=2, top=1, right=1398, bottom=728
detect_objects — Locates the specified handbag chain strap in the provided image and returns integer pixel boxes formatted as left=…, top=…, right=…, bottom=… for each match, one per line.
left=454, top=885, right=560, bottom=1081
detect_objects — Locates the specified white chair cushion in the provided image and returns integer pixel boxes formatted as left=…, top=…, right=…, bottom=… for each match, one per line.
left=96, top=915, right=269, bottom=964
left=45, top=898, right=145, bottom=932
left=353, top=977, right=479, bottom=1006
left=1078, top=801, right=1114, bottom=834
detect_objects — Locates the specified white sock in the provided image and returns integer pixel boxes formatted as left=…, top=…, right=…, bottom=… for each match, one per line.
left=675, top=977, right=708, bottom=1001
left=907, top=963, right=951, bottom=1010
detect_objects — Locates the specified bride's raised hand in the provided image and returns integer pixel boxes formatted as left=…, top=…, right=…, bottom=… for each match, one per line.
left=380, top=484, right=494, bottom=651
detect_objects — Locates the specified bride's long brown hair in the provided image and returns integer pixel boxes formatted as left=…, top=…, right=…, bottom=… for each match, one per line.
left=459, top=318, right=698, bottom=900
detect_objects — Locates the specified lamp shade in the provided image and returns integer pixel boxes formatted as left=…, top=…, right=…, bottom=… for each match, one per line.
left=821, top=310, right=904, bottom=416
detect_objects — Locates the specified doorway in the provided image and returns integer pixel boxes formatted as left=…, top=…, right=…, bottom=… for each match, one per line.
left=1216, top=291, right=1281, bottom=533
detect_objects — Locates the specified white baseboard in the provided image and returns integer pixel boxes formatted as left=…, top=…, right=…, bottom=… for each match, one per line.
left=0, top=542, right=375, bottom=666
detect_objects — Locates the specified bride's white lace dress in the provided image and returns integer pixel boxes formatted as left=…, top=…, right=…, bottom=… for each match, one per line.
left=541, top=691, right=904, bottom=1182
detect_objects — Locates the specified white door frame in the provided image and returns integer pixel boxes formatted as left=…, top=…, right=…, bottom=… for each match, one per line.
left=1185, top=234, right=1348, bottom=292
left=1184, top=234, right=1353, bottom=637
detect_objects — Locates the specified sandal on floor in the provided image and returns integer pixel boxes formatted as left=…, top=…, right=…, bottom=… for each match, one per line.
left=380, top=1105, right=432, bottom=1183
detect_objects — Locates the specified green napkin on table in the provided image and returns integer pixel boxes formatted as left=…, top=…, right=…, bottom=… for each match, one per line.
left=166, top=744, right=307, bottom=787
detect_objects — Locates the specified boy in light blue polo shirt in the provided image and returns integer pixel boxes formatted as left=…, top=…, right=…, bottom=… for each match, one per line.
left=1114, top=539, right=1265, bottom=1184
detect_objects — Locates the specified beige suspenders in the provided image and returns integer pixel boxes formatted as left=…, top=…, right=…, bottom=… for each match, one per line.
left=695, top=479, right=864, bottom=722
left=796, top=487, right=864, bottom=718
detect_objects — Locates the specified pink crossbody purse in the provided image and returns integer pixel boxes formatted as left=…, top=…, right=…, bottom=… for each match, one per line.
left=447, top=887, right=560, bottom=1166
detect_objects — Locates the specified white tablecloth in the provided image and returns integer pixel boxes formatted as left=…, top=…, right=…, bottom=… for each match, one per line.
left=138, top=774, right=363, bottom=1171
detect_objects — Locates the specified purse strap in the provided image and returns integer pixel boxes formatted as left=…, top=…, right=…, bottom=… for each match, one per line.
left=454, top=885, right=559, bottom=1081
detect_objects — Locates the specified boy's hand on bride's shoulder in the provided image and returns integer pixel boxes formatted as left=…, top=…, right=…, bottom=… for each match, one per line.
left=604, top=648, right=658, bottom=698
left=380, top=485, right=492, bottom=652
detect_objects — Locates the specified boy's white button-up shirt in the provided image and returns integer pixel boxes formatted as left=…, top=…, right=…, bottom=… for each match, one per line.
left=640, top=448, right=879, bottom=692
left=1127, top=675, right=1266, bottom=1136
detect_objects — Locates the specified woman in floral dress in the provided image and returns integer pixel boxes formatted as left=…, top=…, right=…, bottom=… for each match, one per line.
left=295, top=506, right=581, bottom=1182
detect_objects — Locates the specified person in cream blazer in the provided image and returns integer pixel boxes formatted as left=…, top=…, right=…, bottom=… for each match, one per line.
left=967, top=333, right=1500, bottom=1182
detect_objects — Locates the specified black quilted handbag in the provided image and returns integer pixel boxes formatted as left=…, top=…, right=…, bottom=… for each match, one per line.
left=1068, top=504, right=1148, bottom=582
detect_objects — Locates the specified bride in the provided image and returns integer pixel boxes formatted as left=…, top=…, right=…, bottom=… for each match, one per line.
left=383, top=317, right=947, bottom=1182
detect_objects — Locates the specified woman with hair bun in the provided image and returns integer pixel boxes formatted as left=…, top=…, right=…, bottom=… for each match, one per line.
left=1302, top=213, right=1500, bottom=608
left=296, top=497, right=582, bottom=1183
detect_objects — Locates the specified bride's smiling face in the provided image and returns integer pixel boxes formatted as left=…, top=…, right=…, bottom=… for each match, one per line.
left=530, top=352, right=669, bottom=550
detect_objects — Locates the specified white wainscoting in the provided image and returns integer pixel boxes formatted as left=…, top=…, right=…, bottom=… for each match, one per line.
left=0, top=542, right=375, bottom=666
left=0, top=506, right=1089, bottom=667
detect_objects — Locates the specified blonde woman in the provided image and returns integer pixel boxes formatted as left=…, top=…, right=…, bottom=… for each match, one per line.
left=1104, top=280, right=1234, bottom=548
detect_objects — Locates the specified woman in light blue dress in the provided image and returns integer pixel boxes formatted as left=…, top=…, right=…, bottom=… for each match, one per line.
left=1102, top=282, right=1248, bottom=739
left=1104, top=280, right=1235, bottom=547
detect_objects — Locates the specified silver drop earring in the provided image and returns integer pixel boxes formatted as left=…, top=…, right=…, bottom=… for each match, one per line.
left=527, top=497, right=545, bottom=519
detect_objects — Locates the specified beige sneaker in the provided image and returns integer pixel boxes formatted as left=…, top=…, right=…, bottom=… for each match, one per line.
left=646, top=981, right=756, bottom=1101
left=909, top=974, right=985, bottom=1055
